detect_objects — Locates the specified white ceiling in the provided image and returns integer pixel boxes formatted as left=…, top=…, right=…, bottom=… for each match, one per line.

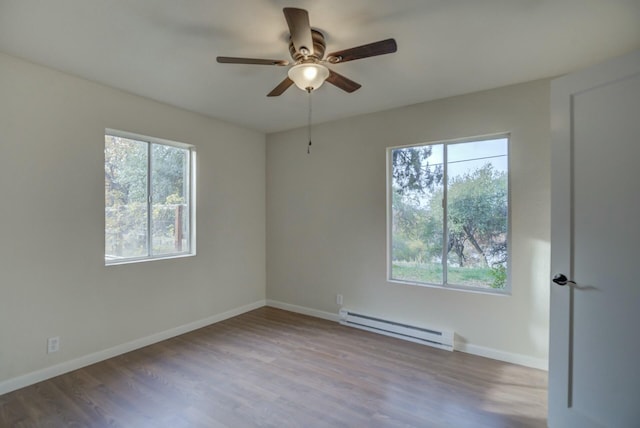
left=1, top=0, right=639, bottom=133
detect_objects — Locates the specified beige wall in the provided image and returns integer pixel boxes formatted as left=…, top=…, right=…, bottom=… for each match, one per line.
left=0, top=48, right=550, bottom=391
left=0, top=52, right=266, bottom=387
left=266, top=79, right=550, bottom=367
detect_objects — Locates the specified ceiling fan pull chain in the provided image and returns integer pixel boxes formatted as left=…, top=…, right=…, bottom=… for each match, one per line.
left=307, top=88, right=312, bottom=154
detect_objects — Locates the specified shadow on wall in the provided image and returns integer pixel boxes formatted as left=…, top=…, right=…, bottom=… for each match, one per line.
left=526, top=238, right=550, bottom=360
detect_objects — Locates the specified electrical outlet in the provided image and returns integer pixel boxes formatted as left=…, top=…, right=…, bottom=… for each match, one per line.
left=336, top=294, right=343, bottom=306
left=47, top=337, right=60, bottom=354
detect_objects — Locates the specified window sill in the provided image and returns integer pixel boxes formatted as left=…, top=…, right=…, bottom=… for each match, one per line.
left=105, top=252, right=196, bottom=267
left=387, top=278, right=511, bottom=296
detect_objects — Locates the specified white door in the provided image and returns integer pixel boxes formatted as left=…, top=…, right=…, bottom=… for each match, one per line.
left=549, top=49, right=640, bottom=427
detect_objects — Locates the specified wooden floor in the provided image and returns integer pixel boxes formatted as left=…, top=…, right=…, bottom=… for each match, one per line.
left=0, top=307, right=547, bottom=427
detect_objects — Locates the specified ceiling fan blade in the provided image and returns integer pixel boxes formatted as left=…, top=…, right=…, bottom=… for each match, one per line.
left=327, top=38, right=397, bottom=63
left=283, top=8, right=314, bottom=56
left=267, top=77, right=295, bottom=97
left=326, top=70, right=361, bottom=93
left=217, top=56, right=289, bottom=66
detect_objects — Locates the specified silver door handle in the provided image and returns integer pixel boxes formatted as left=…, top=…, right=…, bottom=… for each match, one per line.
left=552, top=273, right=576, bottom=286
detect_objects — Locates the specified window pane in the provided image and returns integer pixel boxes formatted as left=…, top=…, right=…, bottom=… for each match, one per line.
left=151, top=144, right=190, bottom=256
left=446, top=138, right=508, bottom=289
left=390, top=144, right=444, bottom=284
left=105, top=135, right=149, bottom=260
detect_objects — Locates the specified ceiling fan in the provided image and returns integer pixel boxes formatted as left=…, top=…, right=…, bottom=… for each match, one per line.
left=217, top=7, right=397, bottom=97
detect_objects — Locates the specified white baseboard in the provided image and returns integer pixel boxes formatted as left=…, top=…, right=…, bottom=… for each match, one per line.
left=0, top=300, right=266, bottom=396
left=266, top=300, right=339, bottom=322
left=267, top=300, right=548, bottom=371
left=455, top=343, right=548, bottom=371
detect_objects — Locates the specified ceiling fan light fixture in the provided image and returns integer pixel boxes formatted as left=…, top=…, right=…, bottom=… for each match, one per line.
left=288, top=63, right=329, bottom=92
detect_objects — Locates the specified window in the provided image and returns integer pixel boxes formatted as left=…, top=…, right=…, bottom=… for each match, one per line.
left=105, top=130, right=195, bottom=264
left=388, top=135, right=509, bottom=292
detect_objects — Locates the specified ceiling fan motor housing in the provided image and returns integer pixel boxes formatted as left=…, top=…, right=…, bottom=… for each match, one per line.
left=289, top=29, right=326, bottom=62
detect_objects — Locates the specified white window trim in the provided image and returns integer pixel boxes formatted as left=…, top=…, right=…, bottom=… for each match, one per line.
left=105, top=128, right=197, bottom=266
left=386, top=132, right=511, bottom=295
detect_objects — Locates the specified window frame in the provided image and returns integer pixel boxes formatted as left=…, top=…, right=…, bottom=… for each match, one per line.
left=104, top=128, right=196, bottom=266
left=386, top=133, right=511, bottom=295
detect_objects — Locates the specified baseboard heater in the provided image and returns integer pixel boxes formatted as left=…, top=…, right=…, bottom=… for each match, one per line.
left=338, top=309, right=454, bottom=351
